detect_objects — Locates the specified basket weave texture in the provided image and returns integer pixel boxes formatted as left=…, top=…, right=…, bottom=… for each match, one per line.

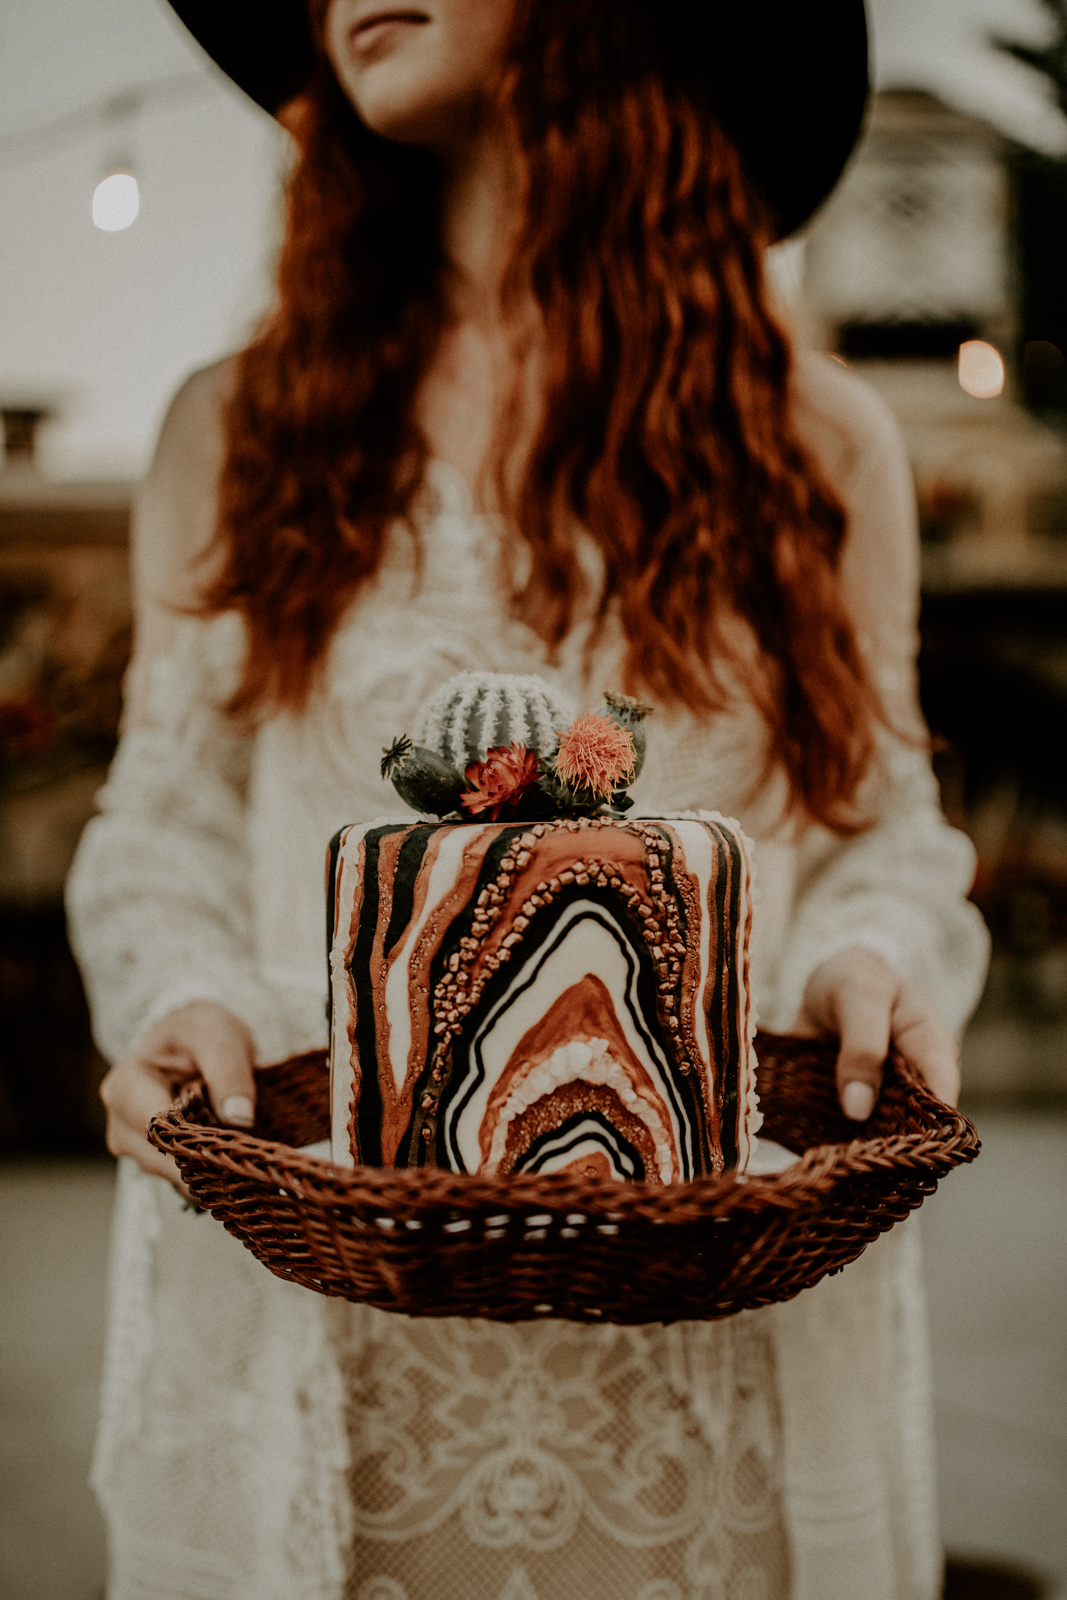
left=148, top=1031, right=979, bottom=1325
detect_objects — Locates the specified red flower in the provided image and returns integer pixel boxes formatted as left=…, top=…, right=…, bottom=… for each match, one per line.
left=460, top=743, right=541, bottom=821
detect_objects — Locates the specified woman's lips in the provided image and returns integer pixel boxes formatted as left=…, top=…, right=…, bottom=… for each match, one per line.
left=350, top=10, right=429, bottom=58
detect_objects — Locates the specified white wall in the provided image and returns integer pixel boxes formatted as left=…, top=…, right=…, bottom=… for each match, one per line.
left=0, top=0, right=286, bottom=479
left=0, top=0, right=1064, bottom=481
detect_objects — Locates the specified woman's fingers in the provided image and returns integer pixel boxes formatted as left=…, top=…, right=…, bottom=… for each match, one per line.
left=829, top=962, right=895, bottom=1121
left=799, top=948, right=896, bottom=1121
left=797, top=948, right=962, bottom=1119
left=835, top=1002, right=890, bottom=1120
left=98, top=1002, right=260, bottom=1187
left=99, top=1051, right=192, bottom=1187
left=891, top=978, right=961, bottom=1107
left=163, top=1003, right=258, bottom=1127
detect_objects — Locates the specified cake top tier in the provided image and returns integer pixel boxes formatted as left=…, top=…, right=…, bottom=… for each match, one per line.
left=328, top=811, right=760, bottom=1180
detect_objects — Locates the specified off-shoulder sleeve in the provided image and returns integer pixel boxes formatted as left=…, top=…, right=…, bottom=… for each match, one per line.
left=65, top=365, right=285, bottom=1063
left=767, top=355, right=990, bottom=1036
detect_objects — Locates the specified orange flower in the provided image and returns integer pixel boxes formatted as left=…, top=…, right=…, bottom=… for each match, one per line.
left=554, top=714, right=636, bottom=797
left=460, top=743, right=542, bottom=821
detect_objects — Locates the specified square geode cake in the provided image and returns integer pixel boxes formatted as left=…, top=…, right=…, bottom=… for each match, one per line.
left=327, top=812, right=760, bottom=1182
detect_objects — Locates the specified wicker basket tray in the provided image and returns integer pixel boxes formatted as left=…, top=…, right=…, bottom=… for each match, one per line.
left=147, top=1031, right=979, bottom=1324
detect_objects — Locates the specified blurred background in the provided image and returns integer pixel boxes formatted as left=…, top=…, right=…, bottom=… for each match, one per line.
left=0, top=1, right=1065, bottom=1597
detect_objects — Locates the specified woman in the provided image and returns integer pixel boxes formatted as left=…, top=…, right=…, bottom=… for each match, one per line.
left=67, top=2, right=990, bottom=1597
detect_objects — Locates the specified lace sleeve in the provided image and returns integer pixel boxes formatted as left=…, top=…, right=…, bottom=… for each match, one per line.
left=65, top=615, right=288, bottom=1063
left=65, top=363, right=283, bottom=1063
left=768, top=357, right=991, bottom=1036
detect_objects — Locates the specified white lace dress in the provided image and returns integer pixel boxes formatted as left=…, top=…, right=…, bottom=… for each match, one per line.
left=66, top=353, right=990, bottom=1600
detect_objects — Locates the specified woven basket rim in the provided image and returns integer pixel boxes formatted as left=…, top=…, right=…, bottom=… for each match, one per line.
left=152, top=1031, right=978, bottom=1225
left=145, top=1031, right=980, bottom=1321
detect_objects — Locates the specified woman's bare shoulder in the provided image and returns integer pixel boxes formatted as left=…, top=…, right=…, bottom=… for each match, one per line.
left=790, top=352, right=921, bottom=662
left=135, top=356, right=239, bottom=613
left=150, top=355, right=238, bottom=493
left=789, top=348, right=906, bottom=494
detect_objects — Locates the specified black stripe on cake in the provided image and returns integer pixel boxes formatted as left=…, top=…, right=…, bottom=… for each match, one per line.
left=697, top=819, right=739, bottom=1171
left=714, top=822, right=742, bottom=1172
left=382, top=825, right=438, bottom=959
left=346, top=823, right=408, bottom=1166
left=420, top=824, right=531, bottom=1020
left=511, top=1110, right=646, bottom=1181
left=325, top=826, right=345, bottom=1040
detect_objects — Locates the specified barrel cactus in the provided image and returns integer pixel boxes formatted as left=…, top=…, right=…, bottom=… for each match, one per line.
left=416, top=671, right=574, bottom=770
left=381, top=670, right=652, bottom=820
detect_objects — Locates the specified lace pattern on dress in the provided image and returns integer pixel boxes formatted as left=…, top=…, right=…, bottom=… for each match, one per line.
left=332, top=1306, right=790, bottom=1600
left=93, top=1165, right=353, bottom=1600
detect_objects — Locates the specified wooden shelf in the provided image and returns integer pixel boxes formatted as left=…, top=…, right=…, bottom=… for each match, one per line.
left=922, top=538, right=1067, bottom=595
left=0, top=474, right=133, bottom=547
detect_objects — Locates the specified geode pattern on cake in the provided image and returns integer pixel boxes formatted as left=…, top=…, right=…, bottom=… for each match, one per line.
left=328, top=814, right=759, bottom=1182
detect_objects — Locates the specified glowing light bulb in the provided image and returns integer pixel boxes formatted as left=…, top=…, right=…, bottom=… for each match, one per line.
left=92, top=172, right=140, bottom=231
left=957, top=340, right=1004, bottom=399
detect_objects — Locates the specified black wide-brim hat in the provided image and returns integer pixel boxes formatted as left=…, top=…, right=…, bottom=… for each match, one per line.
left=164, top=0, right=868, bottom=238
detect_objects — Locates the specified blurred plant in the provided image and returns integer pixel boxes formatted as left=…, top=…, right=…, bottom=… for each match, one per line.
left=915, top=479, right=981, bottom=545
left=0, top=581, right=128, bottom=793
left=994, top=2, right=1067, bottom=414
left=0, top=698, right=57, bottom=760
left=995, top=0, right=1067, bottom=118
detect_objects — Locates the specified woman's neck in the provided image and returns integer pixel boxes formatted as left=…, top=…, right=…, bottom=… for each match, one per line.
left=416, top=116, right=541, bottom=498
left=439, top=122, right=517, bottom=325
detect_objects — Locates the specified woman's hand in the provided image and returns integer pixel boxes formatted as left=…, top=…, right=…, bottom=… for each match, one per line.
left=793, top=947, right=960, bottom=1120
left=100, top=1002, right=257, bottom=1189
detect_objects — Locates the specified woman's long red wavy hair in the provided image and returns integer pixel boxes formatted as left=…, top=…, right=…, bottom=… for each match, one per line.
left=203, top=0, right=882, bottom=832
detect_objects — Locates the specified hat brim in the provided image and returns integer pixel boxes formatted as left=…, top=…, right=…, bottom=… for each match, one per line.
left=164, top=0, right=867, bottom=239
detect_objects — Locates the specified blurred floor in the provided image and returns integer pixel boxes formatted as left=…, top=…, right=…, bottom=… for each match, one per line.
left=0, top=1115, right=1064, bottom=1600
left=926, top=1107, right=1067, bottom=1599
left=960, top=953, right=1067, bottom=1104
left=0, top=1158, right=112, bottom=1600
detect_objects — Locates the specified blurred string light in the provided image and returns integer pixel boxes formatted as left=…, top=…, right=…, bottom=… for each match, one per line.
left=94, top=91, right=141, bottom=232
left=0, top=74, right=214, bottom=234
left=93, top=172, right=140, bottom=231
left=958, top=339, right=1005, bottom=399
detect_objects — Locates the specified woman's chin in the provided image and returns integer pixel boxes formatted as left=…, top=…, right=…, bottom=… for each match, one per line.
left=353, top=87, right=477, bottom=152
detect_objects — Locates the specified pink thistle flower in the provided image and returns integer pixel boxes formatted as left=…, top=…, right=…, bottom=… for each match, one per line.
left=460, top=743, right=542, bottom=821
left=554, top=714, right=636, bottom=798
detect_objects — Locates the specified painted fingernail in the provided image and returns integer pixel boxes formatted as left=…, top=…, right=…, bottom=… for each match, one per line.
left=842, top=1081, right=876, bottom=1121
left=221, top=1095, right=255, bottom=1127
